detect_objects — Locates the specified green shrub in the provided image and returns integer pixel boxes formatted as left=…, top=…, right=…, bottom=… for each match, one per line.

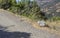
left=50, top=16, right=60, bottom=21
left=0, top=0, right=46, bottom=21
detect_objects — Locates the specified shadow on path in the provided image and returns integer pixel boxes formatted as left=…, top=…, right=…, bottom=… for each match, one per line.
left=0, top=25, right=31, bottom=38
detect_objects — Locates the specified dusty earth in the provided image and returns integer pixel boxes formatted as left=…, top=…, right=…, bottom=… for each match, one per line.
left=0, top=9, right=60, bottom=38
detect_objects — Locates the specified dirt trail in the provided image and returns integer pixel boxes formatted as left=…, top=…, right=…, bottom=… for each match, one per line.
left=0, top=9, right=60, bottom=38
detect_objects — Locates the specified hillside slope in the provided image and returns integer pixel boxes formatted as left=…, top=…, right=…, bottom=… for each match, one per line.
left=36, top=0, right=60, bottom=17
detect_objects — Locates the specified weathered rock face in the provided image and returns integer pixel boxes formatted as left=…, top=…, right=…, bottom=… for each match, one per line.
left=35, top=0, right=60, bottom=18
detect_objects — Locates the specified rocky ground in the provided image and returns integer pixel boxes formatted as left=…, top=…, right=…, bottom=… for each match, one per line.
left=0, top=9, right=60, bottom=38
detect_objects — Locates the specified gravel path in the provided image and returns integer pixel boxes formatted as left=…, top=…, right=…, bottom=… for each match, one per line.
left=0, top=10, right=60, bottom=38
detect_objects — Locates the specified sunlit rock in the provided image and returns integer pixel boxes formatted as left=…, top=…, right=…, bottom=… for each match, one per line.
left=37, top=20, right=46, bottom=27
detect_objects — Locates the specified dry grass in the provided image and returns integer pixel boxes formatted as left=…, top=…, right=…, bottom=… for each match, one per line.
left=46, top=21, right=60, bottom=31
left=45, top=21, right=60, bottom=35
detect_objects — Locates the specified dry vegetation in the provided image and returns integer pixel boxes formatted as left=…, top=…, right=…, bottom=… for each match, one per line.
left=46, top=21, right=60, bottom=31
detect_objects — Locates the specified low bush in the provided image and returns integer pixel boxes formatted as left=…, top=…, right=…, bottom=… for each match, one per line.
left=50, top=16, right=60, bottom=21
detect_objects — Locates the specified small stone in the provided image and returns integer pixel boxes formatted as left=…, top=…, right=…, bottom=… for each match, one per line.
left=37, top=20, right=46, bottom=27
